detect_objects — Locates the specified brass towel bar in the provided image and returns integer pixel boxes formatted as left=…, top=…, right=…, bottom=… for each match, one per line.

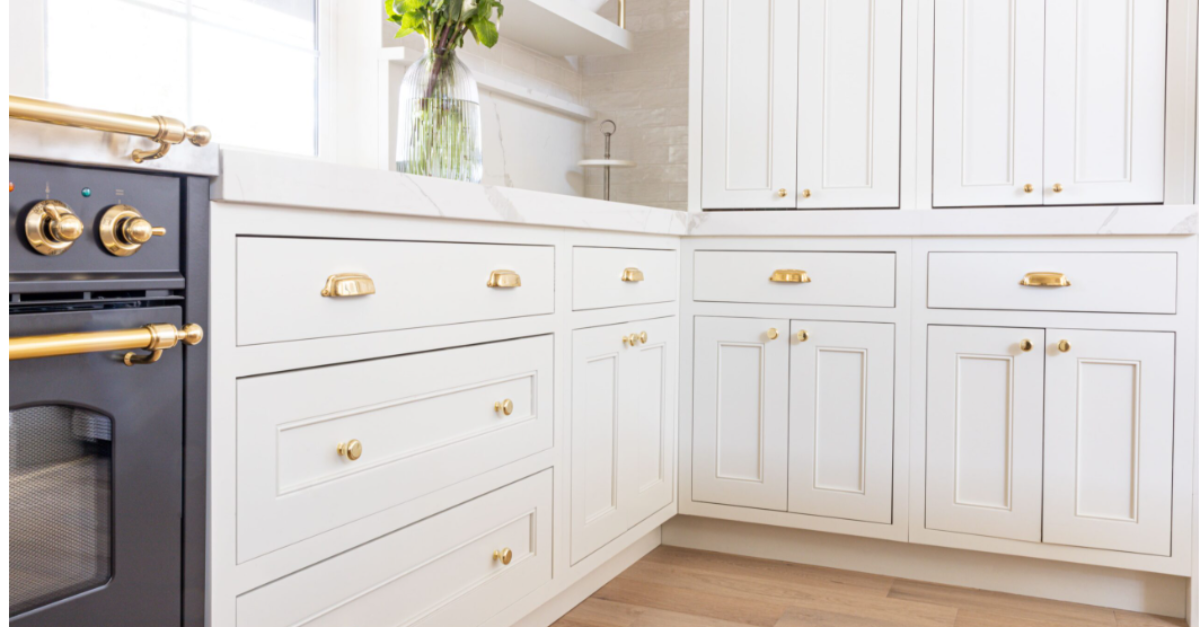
left=9, top=323, right=204, bottom=365
left=9, top=96, right=211, bottom=163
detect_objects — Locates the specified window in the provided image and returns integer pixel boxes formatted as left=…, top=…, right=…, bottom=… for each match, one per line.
left=44, top=0, right=320, bottom=156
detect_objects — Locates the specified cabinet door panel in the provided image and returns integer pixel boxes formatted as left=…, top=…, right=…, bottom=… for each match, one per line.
left=701, top=0, right=799, bottom=209
left=926, top=326, right=1044, bottom=541
left=623, top=317, right=677, bottom=529
left=789, top=321, right=894, bottom=523
left=933, top=0, right=1045, bottom=207
left=1043, top=329, right=1174, bottom=556
left=693, top=316, right=790, bottom=510
left=1043, top=0, right=1166, bottom=205
left=796, top=0, right=902, bottom=208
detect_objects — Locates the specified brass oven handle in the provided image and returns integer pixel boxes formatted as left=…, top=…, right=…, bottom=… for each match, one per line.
left=770, top=269, right=811, bottom=284
left=1020, top=272, right=1071, bottom=287
left=621, top=267, right=645, bottom=282
left=487, top=270, right=522, bottom=288
left=9, top=323, right=204, bottom=363
left=322, top=273, right=376, bottom=298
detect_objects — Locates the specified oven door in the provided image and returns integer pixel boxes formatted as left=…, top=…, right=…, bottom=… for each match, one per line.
left=10, top=306, right=182, bottom=626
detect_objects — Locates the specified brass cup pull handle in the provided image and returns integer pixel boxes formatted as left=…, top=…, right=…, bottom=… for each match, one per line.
left=796, top=330, right=809, bottom=342
left=621, top=267, right=645, bottom=282
left=494, top=399, right=514, bottom=416
left=1020, top=272, right=1071, bottom=288
left=322, top=273, right=376, bottom=298
left=770, top=269, right=811, bottom=284
left=99, top=205, right=166, bottom=257
left=337, top=439, right=363, bottom=461
left=1058, top=339, right=1072, bottom=353
left=487, top=270, right=521, bottom=288
left=767, top=328, right=779, bottom=340
left=493, top=548, right=513, bottom=565
left=1019, top=339, right=1034, bottom=352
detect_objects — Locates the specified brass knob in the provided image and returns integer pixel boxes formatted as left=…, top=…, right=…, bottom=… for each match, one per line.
left=623, top=334, right=634, bottom=346
left=495, top=399, right=514, bottom=416
left=337, top=439, right=363, bottom=461
left=122, top=217, right=166, bottom=244
left=1053, top=183, right=1064, bottom=193
left=1058, top=339, right=1072, bottom=353
left=1019, top=339, right=1034, bottom=352
left=493, top=548, right=513, bottom=565
left=767, top=328, right=779, bottom=340
left=1023, top=184, right=1034, bottom=193
left=25, top=200, right=84, bottom=255
left=796, top=329, right=809, bottom=342
left=778, top=189, right=788, bottom=198
left=639, top=331, right=648, bottom=344
left=99, top=205, right=165, bottom=256
left=802, top=189, right=812, bottom=198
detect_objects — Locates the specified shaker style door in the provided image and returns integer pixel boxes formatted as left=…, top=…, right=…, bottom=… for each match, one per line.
left=926, top=326, right=1044, bottom=542
left=1042, top=0, right=1167, bottom=205
left=933, top=0, right=1045, bottom=207
left=788, top=321, right=895, bottom=523
left=796, top=0, right=902, bottom=209
left=701, top=0, right=799, bottom=209
left=692, top=317, right=790, bottom=511
left=1042, top=329, right=1175, bottom=556
left=621, top=317, right=677, bottom=531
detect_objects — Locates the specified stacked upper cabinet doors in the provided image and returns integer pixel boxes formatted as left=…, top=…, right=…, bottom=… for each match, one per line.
left=933, top=0, right=1167, bottom=207
left=701, top=0, right=903, bottom=209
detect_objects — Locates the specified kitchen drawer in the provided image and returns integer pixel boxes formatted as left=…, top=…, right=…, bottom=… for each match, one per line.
left=927, top=252, right=1177, bottom=314
left=692, top=250, right=896, bottom=307
left=237, top=335, right=553, bottom=563
left=236, top=470, right=552, bottom=627
left=572, top=247, right=677, bottom=310
left=236, top=237, right=554, bottom=345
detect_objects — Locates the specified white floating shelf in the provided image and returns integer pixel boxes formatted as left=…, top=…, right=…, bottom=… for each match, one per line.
left=473, top=72, right=597, bottom=120
left=500, top=0, right=633, bottom=56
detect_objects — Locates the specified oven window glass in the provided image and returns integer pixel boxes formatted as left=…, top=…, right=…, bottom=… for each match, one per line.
left=9, top=405, right=113, bottom=617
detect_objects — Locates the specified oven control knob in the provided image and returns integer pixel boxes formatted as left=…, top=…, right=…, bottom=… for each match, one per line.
left=25, top=200, right=84, bottom=256
left=100, top=205, right=166, bottom=257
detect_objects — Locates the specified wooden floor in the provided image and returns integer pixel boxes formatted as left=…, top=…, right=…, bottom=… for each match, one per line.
left=551, top=546, right=1184, bottom=627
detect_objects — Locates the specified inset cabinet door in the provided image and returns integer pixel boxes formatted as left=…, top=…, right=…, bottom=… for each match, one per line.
left=788, top=321, right=894, bottom=523
left=796, top=0, right=902, bottom=209
left=1042, top=0, right=1166, bottom=205
left=701, top=0, right=799, bottom=209
left=926, top=326, right=1045, bottom=541
left=1043, top=329, right=1174, bottom=556
left=571, top=317, right=677, bottom=564
left=692, top=316, right=790, bottom=510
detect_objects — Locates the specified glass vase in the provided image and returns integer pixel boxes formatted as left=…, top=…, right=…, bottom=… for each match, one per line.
left=396, top=46, right=483, bottom=183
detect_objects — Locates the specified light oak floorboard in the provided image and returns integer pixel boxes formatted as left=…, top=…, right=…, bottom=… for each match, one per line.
left=551, top=548, right=1177, bottom=627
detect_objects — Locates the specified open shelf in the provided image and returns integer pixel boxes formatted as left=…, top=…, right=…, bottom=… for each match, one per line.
left=499, top=0, right=632, bottom=56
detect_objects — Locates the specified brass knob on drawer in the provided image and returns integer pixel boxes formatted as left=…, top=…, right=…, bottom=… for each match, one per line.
left=777, top=188, right=788, bottom=198
left=639, top=331, right=648, bottom=345
left=1053, top=183, right=1064, bottom=193
left=100, top=205, right=166, bottom=256
left=767, top=328, right=779, bottom=341
left=1058, top=339, right=1072, bottom=353
left=623, top=334, right=633, bottom=346
left=802, top=189, right=812, bottom=198
left=1019, top=339, right=1034, bottom=352
left=322, top=273, right=376, bottom=298
left=337, top=439, right=363, bottom=461
left=1024, top=184, right=1034, bottom=193
left=495, top=399, right=514, bottom=416
left=621, top=267, right=645, bottom=282
left=26, top=200, right=84, bottom=256
left=796, top=329, right=809, bottom=342
left=493, top=548, right=513, bottom=565
left=487, top=269, right=521, bottom=288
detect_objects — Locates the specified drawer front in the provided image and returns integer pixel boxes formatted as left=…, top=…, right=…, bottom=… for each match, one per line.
left=236, top=470, right=552, bottom=627
left=237, top=336, right=553, bottom=562
left=237, top=237, right=554, bottom=345
left=693, top=251, right=896, bottom=307
left=572, top=247, right=678, bottom=310
left=927, top=252, right=1177, bottom=314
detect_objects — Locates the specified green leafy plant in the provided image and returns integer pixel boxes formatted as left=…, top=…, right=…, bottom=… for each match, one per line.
left=386, top=0, right=504, bottom=53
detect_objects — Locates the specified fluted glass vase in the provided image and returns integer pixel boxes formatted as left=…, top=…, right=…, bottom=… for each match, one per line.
left=396, top=47, right=483, bottom=183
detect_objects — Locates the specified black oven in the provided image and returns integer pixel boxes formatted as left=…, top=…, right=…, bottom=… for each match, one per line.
left=8, top=160, right=208, bottom=627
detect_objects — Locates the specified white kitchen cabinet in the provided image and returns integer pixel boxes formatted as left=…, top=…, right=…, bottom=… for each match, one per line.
left=926, top=325, right=1045, bottom=542
left=692, top=316, right=790, bottom=510
left=796, top=0, right=902, bottom=209
left=701, top=0, right=798, bottom=209
left=571, top=316, right=677, bottom=564
left=788, top=320, right=895, bottom=523
left=1043, top=329, right=1175, bottom=556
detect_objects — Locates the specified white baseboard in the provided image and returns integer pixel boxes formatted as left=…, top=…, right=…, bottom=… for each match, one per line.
left=662, top=516, right=1189, bottom=619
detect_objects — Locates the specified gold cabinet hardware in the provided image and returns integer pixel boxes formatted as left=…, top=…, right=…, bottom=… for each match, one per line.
left=777, top=189, right=788, bottom=198
left=1058, top=339, right=1072, bottom=353
left=767, top=328, right=779, bottom=340
left=99, top=205, right=166, bottom=257
left=638, top=331, right=648, bottom=345
left=617, top=0, right=626, bottom=28
left=796, top=329, right=809, bottom=342
left=9, top=95, right=211, bottom=163
left=321, top=273, right=376, bottom=298
left=1020, top=272, right=1071, bottom=288
left=623, top=334, right=634, bottom=346
left=802, top=189, right=812, bottom=198
left=494, top=399, right=514, bottom=416
left=1052, top=183, right=1064, bottom=193
left=25, top=199, right=84, bottom=256
left=337, top=439, right=363, bottom=461
left=1024, top=184, right=1034, bottom=193
left=9, top=322, right=203, bottom=363
left=493, top=548, right=513, bottom=565
left=487, top=269, right=521, bottom=288
left=621, top=267, right=645, bottom=282
left=1019, top=339, right=1034, bottom=352
left=770, top=269, right=811, bottom=284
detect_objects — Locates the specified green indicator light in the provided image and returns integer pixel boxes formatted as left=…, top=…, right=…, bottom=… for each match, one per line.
left=81, top=187, right=92, bottom=197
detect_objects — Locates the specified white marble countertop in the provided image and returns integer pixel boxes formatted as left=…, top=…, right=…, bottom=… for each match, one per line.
left=215, top=149, right=1197, bottom=237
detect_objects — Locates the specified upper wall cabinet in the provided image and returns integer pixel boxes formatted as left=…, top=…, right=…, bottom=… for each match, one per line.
left=701, top=0, right=902, bottom=210
left=933, top=0, right=1167, bottom=207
